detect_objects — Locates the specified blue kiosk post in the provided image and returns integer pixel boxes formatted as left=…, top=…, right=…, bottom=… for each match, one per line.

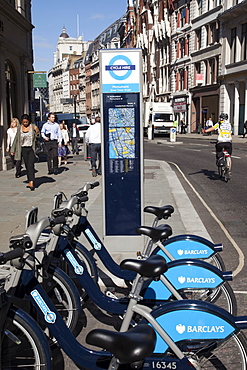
left=99, top=49, right=144, bottom=255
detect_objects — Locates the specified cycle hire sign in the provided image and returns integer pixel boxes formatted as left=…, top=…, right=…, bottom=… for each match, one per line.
left=100, top=49, right=143, bottom=251
left=101, top=51, right=141, bottom=93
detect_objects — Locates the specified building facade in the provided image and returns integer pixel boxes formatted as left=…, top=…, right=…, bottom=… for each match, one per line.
left=219, top=0, right=247, bottom=135
left=48, top=28, right=90, bottom=117
left=0, top=0, right=33, bottom=170
left=123, top=0, right=247, bottom=134
left=84, top=17, right=124, bottom=121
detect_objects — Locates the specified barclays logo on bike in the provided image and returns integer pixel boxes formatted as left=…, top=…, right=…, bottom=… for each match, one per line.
left=31, top=290, right=56, bottom=324
left=176, top=323, right=224, bottom=334
left=65, top=249, right=84, bottom=275
left=178, top=276, right=215, bottom=284
left=85, top=229, right=102, bottom=250
left=177, top=248, right=208, bottom=256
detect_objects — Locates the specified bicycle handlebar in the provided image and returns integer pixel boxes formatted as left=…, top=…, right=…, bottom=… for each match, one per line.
left=0, top=247, right=24, bottom=264
left=49, top=216, right=66, bottom=228
left=9, top=234, right=33, bottom=250
left=51, top=208, right=73, bottom=218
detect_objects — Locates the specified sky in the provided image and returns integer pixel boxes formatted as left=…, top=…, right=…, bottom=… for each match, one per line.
left=32, top=0, right=128, bottom=73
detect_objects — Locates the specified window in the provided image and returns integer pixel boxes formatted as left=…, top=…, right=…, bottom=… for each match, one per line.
left=179, top=69, right=185, bottom=90
left=197, top=0, right=203, bottom=15
left=5, top=61, right=17, bottom=124
left=241, top=23, right=247, bottom=60
left=195, top=28, right=202, bottom=50
left=230, top=27, right=237, bottom=63
left=180, top=7, right=187, bottom=27
left=70, top=46, right=72, bottom=51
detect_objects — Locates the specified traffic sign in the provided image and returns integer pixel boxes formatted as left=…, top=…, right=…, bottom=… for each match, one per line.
left=33, top=74, right=47, bottom=88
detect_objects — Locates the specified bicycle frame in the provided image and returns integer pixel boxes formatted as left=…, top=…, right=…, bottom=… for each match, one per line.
left=51, top=189, right=223, bottom=278
left=23, top=215, right=233, bottom=314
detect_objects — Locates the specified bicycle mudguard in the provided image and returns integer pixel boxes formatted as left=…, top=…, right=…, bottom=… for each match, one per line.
left=142, top=259, right=232, bottom=300
left=141, top=300, right=238, bottom=354
left=152, top=234, right=222, bottom=262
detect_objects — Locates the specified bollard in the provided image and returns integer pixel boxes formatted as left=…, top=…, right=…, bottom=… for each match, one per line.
left=170, top=127, right=176, bottom=142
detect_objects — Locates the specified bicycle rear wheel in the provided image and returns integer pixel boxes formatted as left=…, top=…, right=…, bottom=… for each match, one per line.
left=2, top=307, right=51, bottom=369
left=181, top=281, right=237, bottom=315
left=203, top=253, right=225, bottom=272
left=184, top=331, right=247, bottom=369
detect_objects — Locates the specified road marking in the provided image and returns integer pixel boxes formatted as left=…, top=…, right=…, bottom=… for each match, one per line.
left=234, top=291, right=247, bottom=294
left=211, top=152, right=241, bottom=159
left=190, top=143, right=209, bottom=147
left=168, top=161, right=244, bottom=277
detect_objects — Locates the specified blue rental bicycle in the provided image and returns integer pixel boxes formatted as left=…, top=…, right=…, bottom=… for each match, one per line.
left=25, top=213, right=237, bottom=315
left=1, top=235, right=247, bottom=370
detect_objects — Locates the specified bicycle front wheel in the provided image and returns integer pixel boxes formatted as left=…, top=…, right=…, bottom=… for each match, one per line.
left=42, top=265, right=80, bottom=335
left=2, top=307, right=51, bottom=369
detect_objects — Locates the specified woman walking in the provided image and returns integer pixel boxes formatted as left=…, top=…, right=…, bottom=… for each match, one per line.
left=58, top=122, right=70, bottom=166
left=11, top=114, right=39, bottom=191
left=6, top=118, right=22, bottom=177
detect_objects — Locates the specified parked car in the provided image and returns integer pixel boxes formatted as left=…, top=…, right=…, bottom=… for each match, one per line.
left=77, top=124, right=90, bottom=142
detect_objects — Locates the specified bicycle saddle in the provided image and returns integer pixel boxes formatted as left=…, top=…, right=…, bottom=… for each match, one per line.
left=135, top=225, right=172, bottom=241
left=120, top=255, right=168, bottom=277
left=86, top=324, right=156, bottom=364
left=144, top=205, right=174, bottom=219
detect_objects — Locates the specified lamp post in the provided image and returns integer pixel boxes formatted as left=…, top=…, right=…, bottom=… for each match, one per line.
left=74, top=94, right=77, bottom=124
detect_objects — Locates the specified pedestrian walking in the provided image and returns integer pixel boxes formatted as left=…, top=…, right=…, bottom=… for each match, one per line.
left=69, top=122, right=80, bottom=155
left=10, top=114, right=39, bottom=191
left=180, top=118, right=186, bottom=134
left=85, top=116, right=101, bottom=177
left=6, top=117, right=22, bottom=177
left=41, top=113, right=63, bottom=175
left=243, top=120, right=247, bottom=138
left=205, top=118, right=214, bottom=135
left=58, top=122, right=70, bottom=166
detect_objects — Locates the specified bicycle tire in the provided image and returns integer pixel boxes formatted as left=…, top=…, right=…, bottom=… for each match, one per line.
left=2, top=307, right=51, bottom=369
left=218, top=165, right=223, bottom=178
left=180, top=281, right=237, bottom=316
left=41, top=265, right=80, bottom=336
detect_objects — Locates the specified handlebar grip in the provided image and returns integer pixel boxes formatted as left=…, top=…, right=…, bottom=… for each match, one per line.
left=79, top=195, right=89, bottom=203
left=23, top=235, right=33, bottom=249
left=91, top=181, right=99, bottom=189
left=0, top=248, right=24, bottom=264
left=50, top=215, right=66, bottom=227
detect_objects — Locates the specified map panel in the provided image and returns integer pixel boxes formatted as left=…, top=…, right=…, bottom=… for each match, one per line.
left=108, top=108, right=135, bottom=159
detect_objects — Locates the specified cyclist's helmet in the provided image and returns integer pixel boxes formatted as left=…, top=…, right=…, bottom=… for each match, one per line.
left=219, top=113, right=228, bottom=121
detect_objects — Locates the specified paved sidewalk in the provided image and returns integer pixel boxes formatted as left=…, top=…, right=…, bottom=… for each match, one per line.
left=0, top=144, right=210, bottom=256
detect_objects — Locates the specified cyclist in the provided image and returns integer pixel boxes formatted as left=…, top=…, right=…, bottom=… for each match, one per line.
left=204, top=113, right=232, bottom=171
